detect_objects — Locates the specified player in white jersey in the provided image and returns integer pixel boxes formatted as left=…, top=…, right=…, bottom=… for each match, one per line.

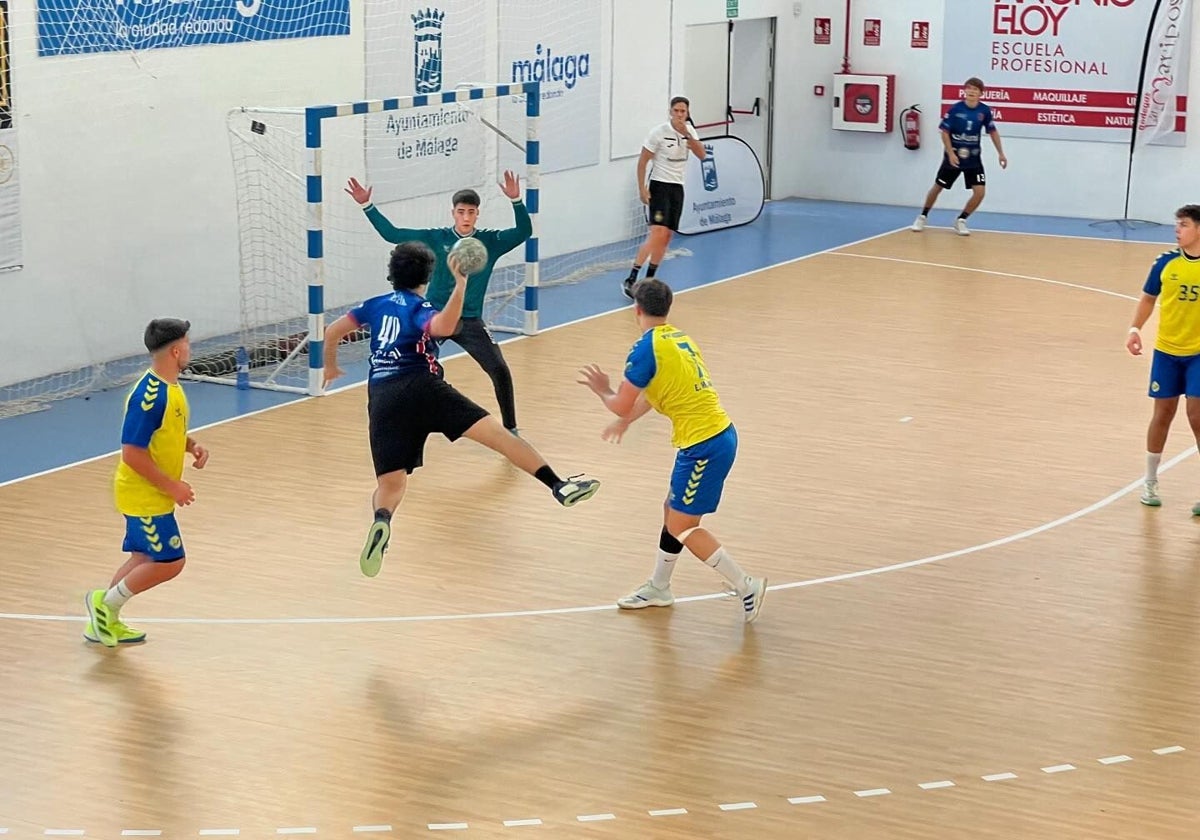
left=622, top=96, right=706, bottom=299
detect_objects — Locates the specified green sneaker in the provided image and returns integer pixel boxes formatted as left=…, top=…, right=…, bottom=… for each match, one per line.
left=1191, top=500, right=1200, bottom=517
left=84, top=590, right=119, bottom=648
left=359, top=519, right=391, bottom=578
left=84, top=619, right=146, bottom=645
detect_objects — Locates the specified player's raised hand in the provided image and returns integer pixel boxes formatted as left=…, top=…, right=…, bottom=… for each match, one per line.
left=1126, top=328, right=1143, bottom=356
left=448, top=254, right=469, bottom=285
left=345, top=177, right=373, bottom=205
left=499, top=170, right=521, bottom=200
left=577, top=364, right=613, bottom=398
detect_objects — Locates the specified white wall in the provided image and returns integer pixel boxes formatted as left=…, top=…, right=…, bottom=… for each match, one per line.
left=761, top=0, right=1200, bottom=222
left=0, top=0, right=659, bottom=386
left=8, top=0, right=1200, bottom=386
left=2, top=2, right=366, bottom=385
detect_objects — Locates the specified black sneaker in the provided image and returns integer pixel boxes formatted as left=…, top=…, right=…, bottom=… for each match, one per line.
left=622, top=276, right=637, bottom=300
left=553, top=475, right=601, bottom=507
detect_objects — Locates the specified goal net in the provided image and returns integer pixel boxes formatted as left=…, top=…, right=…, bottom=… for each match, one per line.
left=185, top=82, right=542, bottom=394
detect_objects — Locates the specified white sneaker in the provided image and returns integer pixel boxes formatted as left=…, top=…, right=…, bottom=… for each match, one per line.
left=1141, top=479, right=1162, bottom=507
left=617, top=580, right=674, bottom=610
left=954, top=218, right=970, bottom=236
left=911, top=214, right=926, bottom=232
left=740, top=576, right=767, bottom=624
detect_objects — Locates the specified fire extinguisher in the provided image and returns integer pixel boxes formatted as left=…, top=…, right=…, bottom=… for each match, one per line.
left=901, top=105, right=921, bottom=150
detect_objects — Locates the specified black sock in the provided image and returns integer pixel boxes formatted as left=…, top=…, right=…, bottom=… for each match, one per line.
left=959, top=211, right=971, bottom=220
left=535, top=465, right=562, bottom=489
left=659, top=526, right=684, bottom=555
left=646, top=263, right=659, bottom=278
left=921, top=205, right=932, bottom=216
left=374, top=507, right=393, bottom=523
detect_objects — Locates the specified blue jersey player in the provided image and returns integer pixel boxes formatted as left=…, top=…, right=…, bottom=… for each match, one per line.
left=578, top=278, right=767, bottom=625
left=322, top=242, right=600, bottom=579
left=912, top=77, right=1008, bottom=236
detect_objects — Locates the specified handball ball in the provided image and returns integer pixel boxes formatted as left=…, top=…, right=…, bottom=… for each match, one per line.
left=450, top=237, right=489, bottom=276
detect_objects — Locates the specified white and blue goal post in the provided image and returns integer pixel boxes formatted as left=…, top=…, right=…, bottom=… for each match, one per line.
left=304, top=81, right=542, bottom=397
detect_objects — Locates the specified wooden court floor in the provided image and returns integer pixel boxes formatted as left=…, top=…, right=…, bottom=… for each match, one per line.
left=3, top=229, right=1200, bottom=838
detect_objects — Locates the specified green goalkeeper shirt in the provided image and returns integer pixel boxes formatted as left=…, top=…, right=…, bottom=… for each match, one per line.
left=361, top=200, right=532, bottom=319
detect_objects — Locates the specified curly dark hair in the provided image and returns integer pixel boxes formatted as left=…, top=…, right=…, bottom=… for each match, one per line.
left=387, top=241, right=436, bottom=290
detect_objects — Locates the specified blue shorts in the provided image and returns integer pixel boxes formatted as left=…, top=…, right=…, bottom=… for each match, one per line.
left=1149, top=349, right=1200, bottom=398
left=668, top=424, right=738, bottom=516
left=122, top=513, right=186, bottom=561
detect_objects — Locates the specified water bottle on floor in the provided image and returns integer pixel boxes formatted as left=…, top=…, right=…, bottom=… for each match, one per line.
left=236, top=346, right=250, bottom=391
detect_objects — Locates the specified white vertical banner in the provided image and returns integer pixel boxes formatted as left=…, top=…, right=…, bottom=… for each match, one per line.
left=363, top=0, right=490, bottom=203
left=497, top=0, right=601, bottom=174
left=942, top=0, right=1190, bottom=144
left=0, top=0, right=20, bottom=272
left=1136, top=0, right=1192, bottom=149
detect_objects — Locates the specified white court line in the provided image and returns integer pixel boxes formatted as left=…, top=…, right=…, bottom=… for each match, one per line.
left=831, top=251, right=1143, bottom=303
left=502, top=819, right=543, bottom=827
left=647, top=809, right=687, bottom=817
left=0, top=226, right=909, bottom=492
left=199, top=831, right=240, bottom=837
left=352, top=827, right=392, bottom=833
left=1154, top=746, right=1186, bottom=755
left=576, top=814, right=616, bottom=822
left=44, top=833, right=84, bottom=837
left=1099, top=755, right=1133, bottom=765
left=1042, top=764, right=1076, bottom=774
left=788, top=795, right=826, bottom=805
left=277, top=829, right=318, bottom=835
left=122, top=833, right=164, bottom=837
left=919, top=780, right=956, bottom=790
left=427, top=824, right=467, bottom=831
left=718, top=802, right=757, bottom=811
left=854, top=789, right=891, bottom=798
left=982, top=772, right=1018, bottom=782
left=3, top=446, right=1191, bottom=627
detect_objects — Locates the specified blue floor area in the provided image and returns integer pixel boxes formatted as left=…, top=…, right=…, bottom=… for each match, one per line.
left=0, top=198, right=1178, bottom=485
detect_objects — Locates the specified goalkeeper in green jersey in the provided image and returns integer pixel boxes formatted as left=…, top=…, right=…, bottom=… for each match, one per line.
left=346, top=171, right=532, bottom=434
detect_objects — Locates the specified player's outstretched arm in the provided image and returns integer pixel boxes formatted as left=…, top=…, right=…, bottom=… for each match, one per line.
left=346, top=176, right=434, bottom=245
left=490, top=170, right=533, bottom=254
left=428, top=256, right=469, bottom=337
left=578, top=364, right=641, bottom=416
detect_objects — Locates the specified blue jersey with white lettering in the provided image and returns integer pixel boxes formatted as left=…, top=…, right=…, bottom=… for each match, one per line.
left=348, top=290, right=441, bottom=382
left=939, top=101, right=995, bottom=170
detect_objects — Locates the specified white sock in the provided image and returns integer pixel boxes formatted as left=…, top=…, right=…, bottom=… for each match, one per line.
left=651, top=550, right=678, bottom=589
left=703, top=547, right=750, bottom=593
left=1147, top=452, right=1162, bottom=483
left=103, top=579, right=134, bottom=610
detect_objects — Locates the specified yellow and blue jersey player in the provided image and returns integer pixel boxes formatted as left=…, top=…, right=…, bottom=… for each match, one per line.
left=1127, top=204, right=1200, bottom=511
left=578, top=278, right=766, bottom=624
left=84, top=318, right=210, bottom=647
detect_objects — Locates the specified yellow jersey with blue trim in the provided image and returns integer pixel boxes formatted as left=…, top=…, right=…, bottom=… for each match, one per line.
left=624, top=323, right=731, bottom=449
left=1144, top=248, right=1200, bottom=356
left=113, top=370, right=190, bottom=516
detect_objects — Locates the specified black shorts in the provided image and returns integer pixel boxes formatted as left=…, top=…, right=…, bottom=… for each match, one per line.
left=936, top=162, right=986, bottom=190
left=647, top=180, right=685, bottom=231
left=367, top=373, right=489, bottom=475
